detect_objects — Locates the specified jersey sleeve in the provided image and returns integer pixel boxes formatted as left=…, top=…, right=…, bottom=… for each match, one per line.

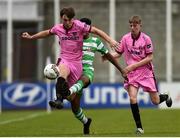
left=145, top=36, right=153, bottom=54
left=49, top=24, right=58, bottom=35
left=115, top=37, right=125, bottom=54
left=76, top=20, right=91, bottom=35
left=96, top=38, right=109, bottom=55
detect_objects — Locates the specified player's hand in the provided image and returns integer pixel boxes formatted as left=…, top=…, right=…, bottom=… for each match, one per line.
left=21, top=32, right=32, bottom=39
left=123, top=75, right=128, bottom=81
left=124, top=64, right=137, bottom=74
left=124, top=67, right=130, bottom=75
left=121, top=69, right=128, bottom=81
left=110, top=40, right=119, bottom=49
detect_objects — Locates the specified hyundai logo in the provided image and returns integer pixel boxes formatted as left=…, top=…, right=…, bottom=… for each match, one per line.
left=4, top=83, right=46, bottom=106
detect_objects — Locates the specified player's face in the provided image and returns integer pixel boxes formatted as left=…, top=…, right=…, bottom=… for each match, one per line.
left=61, top=14, right=73, bottom=30
left=130, top=23, right=141, bottom=36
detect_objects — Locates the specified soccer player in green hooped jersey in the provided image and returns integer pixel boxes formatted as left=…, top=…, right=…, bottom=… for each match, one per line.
left=65, top=18, right=126, bottom=134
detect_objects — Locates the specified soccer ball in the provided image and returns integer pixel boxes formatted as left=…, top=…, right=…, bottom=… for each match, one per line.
left=43, top=64, right=60, bottom=80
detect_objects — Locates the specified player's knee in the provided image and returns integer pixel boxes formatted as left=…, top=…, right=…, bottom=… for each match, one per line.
left=81, top=76, right=90, bottom=88
left=83, top=81, right=90, bottom=88
left=151, top=99, right=159, bottom=105
left=150, top=95, right=160, bottom=105
left=84, top=80, right=89, bottom=86
left=129, top=96, right=137, bottom=104
left=57, top=76, right=66, bottom=84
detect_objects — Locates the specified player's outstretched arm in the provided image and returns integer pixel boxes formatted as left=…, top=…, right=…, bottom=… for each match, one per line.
left=102, top=51, right=121, bottom=62
left=90, top=26, right=118, bottom=48
left=111, top=51, right=122, bottom=59
left=21, top=29, right=51, bottom=40
left=104, top=52, right=127, bottom=79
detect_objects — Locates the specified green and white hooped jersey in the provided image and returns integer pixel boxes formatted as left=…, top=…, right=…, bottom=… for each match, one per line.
left=69, top=36, right=109, bottom=96
left=82, top=36, right=109, bottom=71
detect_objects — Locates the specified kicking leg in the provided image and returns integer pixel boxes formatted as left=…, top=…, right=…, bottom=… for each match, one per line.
left=69, top=80, right=84, bottom=94
left=49, top=64, right=70, bottom=109
left=69, top=75, right=90, bottom=94
left=68, top=75, right=90, bottom=101
left=49, top=77, right=70, bottom=109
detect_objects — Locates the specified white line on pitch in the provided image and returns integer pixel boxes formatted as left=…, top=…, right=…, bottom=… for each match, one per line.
left=0, top=112, right=48, bottom=125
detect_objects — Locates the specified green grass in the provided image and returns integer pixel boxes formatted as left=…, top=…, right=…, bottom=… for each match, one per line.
left=0, top=109, right=180, bottom=137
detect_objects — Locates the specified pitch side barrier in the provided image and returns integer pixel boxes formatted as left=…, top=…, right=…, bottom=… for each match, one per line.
left=0, top=82, right=157, bottom=110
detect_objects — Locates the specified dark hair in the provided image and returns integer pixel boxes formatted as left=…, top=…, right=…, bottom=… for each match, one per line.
left=129, top=15, right=142, bottom=24
left=60, top=7, right=75, bottom=19
left=80, top=18, right=91, bottom=25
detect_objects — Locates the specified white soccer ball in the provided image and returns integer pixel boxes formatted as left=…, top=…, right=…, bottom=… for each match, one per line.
left=43, top=64, right=60, bottom=80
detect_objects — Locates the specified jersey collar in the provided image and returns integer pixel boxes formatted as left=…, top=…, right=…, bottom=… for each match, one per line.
left=131, top=32, right=141, bottom=40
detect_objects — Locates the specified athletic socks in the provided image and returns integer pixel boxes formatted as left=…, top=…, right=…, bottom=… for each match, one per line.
left=159, top=93, right=168, bottom=104
left=74, top=108, right=88, bottom=124
left=130, top=103, right=143, bottom=129
left=56, top=77, right=70, bottom=100
left=130, top=94, right=169, bottom=130
left=69, top=80, right=84, bottom=94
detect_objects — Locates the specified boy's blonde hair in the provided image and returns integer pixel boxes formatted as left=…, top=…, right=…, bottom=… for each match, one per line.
left=129, top=15, right=142, bottom=24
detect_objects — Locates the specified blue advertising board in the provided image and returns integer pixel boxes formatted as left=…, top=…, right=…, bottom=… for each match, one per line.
left=0, top=82, right=156, bottom=110
left=0, top=82, right=48, bottom=109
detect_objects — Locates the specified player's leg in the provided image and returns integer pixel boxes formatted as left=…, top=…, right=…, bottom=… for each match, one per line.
left=145, top=77, right=172, bottom=107
left=69, top=70, right=93, bottom=94
left=128, top=85, right=144, bottom=134
left=69, top=75, right=89, bottom=94
left=149, top=92, right=172, bottom=107
left=67, top=75, right=90, bottom=101
left=49, top=63, right=70, bottom=109
left=71, top=93, right=92, bottom=135
left=68, top=70, right=93, bottom=101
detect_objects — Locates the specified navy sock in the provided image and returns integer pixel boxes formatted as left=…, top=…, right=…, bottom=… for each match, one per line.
left=130, top=103, right=143, bottom=129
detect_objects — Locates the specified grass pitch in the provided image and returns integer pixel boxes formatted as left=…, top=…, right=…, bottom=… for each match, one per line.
left=0, top=108, right=180, bottom=137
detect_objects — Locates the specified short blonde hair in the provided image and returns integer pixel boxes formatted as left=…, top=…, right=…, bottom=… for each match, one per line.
left=129, top=15, right=142, bottom=24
